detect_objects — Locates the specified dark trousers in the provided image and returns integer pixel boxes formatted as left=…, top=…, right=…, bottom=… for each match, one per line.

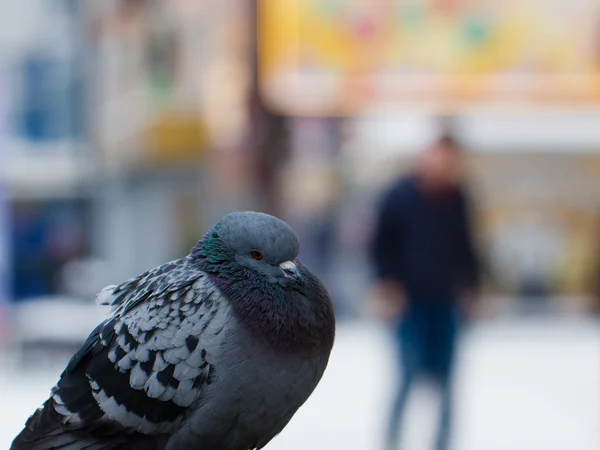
left=386, top=301, right=459, bottom=450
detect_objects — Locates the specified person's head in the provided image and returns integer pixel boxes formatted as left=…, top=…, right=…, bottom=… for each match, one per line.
left=417, top=132, right=464, bottom=188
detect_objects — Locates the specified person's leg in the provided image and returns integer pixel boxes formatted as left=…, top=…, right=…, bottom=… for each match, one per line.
left=434, top=373, right=453, bottom=450
left=433, top=307, right=459, bottom=450
left=386, top=315, right=419, bottom=450
left=387, top=363, right=415, bottom=450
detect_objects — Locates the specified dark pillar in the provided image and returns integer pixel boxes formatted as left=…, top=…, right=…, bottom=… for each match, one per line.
left=247, top=1, right=289, bottom=216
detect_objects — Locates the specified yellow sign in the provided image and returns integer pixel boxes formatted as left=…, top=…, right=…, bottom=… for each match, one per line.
left=259, top=0, right=600, bottom=115
left=143, top=112, right=208, bottom=165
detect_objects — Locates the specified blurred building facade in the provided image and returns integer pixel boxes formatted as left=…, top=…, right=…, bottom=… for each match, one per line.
left=0, top=0, right=94, bottom=305
left=1, top=0, right=600, bottom=316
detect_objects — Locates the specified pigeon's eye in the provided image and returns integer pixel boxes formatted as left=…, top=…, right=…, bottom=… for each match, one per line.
left=250, top=250, right=264, bottom=261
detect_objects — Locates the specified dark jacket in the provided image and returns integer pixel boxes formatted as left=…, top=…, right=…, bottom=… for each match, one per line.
left=372, top=174, right=480, bottom=302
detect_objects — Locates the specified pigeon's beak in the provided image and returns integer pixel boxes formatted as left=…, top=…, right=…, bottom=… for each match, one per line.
left=279, top=261, right=301, bottom=279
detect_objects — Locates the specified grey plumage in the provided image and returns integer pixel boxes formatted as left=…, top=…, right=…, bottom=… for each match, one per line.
left=12, top=212, right=335, bottom=450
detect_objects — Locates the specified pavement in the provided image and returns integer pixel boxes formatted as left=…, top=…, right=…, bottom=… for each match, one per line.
left=1, top=316, right=599, bottom=450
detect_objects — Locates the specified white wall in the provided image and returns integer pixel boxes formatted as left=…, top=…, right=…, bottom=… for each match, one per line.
left=351, top=112, right=600, bottom=156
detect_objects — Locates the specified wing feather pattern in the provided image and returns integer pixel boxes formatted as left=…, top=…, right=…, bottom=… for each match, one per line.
left=11, top=258, right=231, bottom=450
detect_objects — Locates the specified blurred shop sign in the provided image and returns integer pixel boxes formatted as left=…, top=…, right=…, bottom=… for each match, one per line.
left=259, top=0, right=600, bottom=115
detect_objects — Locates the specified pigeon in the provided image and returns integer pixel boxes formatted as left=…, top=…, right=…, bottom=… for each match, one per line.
left=12, top=211, right=336, bottom=450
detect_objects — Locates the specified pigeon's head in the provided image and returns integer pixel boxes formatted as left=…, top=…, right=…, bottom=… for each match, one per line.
left=194, top=211, right=335, bottom=354
left=194, top=211, right=301, bottom=284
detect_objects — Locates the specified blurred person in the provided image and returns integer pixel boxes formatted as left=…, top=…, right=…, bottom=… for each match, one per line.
left=370, top=131, right=480, bottom=450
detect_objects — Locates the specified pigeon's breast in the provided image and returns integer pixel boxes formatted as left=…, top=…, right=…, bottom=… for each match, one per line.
left=173, top=320, right=329, bottom=450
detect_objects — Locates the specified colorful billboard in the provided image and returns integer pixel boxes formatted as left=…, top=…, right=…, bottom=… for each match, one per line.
left=259, top=0, right=600, bottom=115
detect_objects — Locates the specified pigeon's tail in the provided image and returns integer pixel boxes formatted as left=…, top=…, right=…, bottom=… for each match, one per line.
left=10, top=398, right=104, bottom=450
left=11, top=398, right=168, bottom=450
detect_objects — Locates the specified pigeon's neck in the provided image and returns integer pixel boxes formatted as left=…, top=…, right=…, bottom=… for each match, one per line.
left=192, top=238, right=334, bottom=355
left=208, top=271, right=335, bottom=355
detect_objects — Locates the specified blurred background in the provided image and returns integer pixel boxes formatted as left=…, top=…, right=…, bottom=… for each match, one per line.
left=0, top=1, right=599, bottom=449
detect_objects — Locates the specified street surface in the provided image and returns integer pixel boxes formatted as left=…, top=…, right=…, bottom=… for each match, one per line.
left=1, top=316, right=598, bottom=450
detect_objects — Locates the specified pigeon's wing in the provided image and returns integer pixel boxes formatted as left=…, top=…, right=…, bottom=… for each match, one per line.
left=11, top=259, right=231, bottom=450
